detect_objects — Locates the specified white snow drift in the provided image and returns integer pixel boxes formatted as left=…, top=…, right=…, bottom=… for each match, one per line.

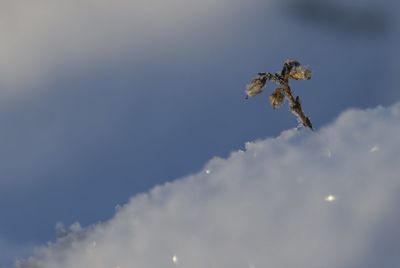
left=17, top=103, right=400, bottom=268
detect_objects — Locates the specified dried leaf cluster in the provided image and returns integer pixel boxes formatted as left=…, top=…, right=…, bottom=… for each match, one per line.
left=245, top=59, right=314, bottom=130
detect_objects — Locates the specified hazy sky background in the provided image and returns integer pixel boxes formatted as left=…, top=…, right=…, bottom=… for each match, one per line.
left=0, top=0, right=399, bottom=266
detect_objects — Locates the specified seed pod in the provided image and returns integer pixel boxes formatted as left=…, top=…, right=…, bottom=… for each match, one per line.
left=245, top=74, right=269, bottom=98
left=269, top=88, right=285, bottom=108
left=289, top=65, right=312, bottom=80
left=281, top=59, right=301, bottom=77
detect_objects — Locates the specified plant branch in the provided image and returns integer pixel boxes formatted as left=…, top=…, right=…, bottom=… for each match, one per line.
left=245, top=59, right=314, bottom=130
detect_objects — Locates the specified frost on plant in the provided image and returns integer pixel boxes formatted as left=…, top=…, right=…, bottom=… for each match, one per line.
left=245, top=59, right=314, bottom=130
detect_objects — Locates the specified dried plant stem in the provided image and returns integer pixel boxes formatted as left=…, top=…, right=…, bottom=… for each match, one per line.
left=268, top=72, right=313, bottom=130
left=282, top=83, right=313, bottom=130
left=245, top=59, right=313, bottom=130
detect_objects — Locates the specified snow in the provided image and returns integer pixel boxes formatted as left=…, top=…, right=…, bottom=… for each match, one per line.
left=16, top=103, right=400, bottom=268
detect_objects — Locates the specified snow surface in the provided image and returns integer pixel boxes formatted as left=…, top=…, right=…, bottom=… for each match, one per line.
left=17, top=103, right=400, bottom=268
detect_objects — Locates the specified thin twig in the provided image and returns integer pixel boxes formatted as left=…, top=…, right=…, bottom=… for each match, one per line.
left=245, top=59, right=313, bottom=130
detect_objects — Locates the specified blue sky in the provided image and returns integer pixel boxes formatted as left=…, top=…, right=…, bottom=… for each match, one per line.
left=0, top=0, right=399, bottom=266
